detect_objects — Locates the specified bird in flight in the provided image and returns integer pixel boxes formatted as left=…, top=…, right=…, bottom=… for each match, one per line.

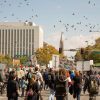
left=88, top=1, right=90, bottom=4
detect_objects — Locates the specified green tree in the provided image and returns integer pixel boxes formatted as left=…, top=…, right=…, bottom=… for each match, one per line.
left=75, top=51, right=82, bottom=61
left=75, top=38, right=100, bottom=63
left=89, top=51, right=100, bottom=63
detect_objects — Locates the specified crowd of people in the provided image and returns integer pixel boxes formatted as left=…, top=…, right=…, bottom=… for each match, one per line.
left=0, top=66, right=100, bottom=100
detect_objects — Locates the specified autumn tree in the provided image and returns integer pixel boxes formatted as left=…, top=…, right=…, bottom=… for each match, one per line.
left=19, top=55, right=29, bottom=65
left=0, top=54, right=12, bottom=67
left=36, top=44, right=59, bottom=66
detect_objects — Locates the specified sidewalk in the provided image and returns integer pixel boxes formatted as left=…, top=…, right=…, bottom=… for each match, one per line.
left=0, top=89, right=100, bottom=100
left=41, top=89, right=100, bottom=100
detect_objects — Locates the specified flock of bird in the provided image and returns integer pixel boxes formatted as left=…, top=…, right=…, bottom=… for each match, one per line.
left=0, top=0, right=99, bottom=33
left=0, top=0, right=38, bottom=21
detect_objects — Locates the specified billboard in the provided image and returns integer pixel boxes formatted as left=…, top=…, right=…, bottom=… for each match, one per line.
left=0, top=63, right=6, bottom=70
left=76, top=61, right=91, bottom=71
left=13, top=59, right=20, bottom=66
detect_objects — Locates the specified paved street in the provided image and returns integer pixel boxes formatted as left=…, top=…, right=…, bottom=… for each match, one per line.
left=0, top=89, right=100, bottom=100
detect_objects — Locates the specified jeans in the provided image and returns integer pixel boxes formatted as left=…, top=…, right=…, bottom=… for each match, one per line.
left=49, top=88, right=55, bottom=100
left=76, top=93, right=80, bottom=100
left=21, top=88, right=25, bottom=96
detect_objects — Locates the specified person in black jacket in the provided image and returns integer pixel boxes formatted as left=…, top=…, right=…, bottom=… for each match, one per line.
left=73, top=71, right=82, bottom=100
left=7, top=71, right=19, bottom=100
left=48, top=68, right=55, bottom=100
left=54, top=68, right=67, bottom=100
left=25, top=74, right=41, bottom=100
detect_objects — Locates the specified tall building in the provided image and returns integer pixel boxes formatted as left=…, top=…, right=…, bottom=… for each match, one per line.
left=0, top=22, right=43, bottom=57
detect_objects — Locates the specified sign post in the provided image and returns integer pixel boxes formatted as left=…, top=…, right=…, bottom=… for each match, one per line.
left=52, top=54, right=59, bottom=69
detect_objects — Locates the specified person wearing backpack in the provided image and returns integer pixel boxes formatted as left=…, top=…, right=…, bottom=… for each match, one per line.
left=25, top=74, right=40, bottom=100
left=48, top=68, right=55, bottom=100
left=83, top=71, right=99, bottom=100
left=73, top=71, right=82, bottom=100
left=54, top=68, right=67, bottom=100
left=34, top=66, right=43, bottom=100
left=43, top=69, right=49, bottom=90
left=26, top=69, right=32, bottom=82
left=88, top=75, right=99, bottom=100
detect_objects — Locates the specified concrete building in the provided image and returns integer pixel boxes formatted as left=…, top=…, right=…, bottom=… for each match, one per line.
left=0, top=22, right=43, bottom=57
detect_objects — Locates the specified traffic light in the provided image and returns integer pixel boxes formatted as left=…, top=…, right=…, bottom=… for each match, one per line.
left=59, top=48, right=63, bottom=54
left=80, top=48, right=85, bottom=54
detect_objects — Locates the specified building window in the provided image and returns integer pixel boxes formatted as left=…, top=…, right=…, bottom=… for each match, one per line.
left=5, top=30, right=7, bottom=55
left=2, top=30, right=4, bottom=54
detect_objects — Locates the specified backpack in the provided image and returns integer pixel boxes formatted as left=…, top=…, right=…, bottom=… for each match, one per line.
left=27, top=72, right=32, bottom=79
left=48, top=73, right=55, bottom=90
left=89, top=76, right=99, bottom=94
left=43, top=72, right=48, bottom=81
left=35, top=72, right=43, bottom=91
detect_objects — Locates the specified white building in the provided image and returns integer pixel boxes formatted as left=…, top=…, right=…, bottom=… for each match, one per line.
left=0, top=22, right=43, bottom=57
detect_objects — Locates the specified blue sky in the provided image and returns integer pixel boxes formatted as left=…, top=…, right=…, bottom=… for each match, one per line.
left=0, top=0, right=100, bottom=57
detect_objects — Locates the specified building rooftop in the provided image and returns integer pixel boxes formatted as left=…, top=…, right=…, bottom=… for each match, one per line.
left=0, top=21, right=36, bottom=27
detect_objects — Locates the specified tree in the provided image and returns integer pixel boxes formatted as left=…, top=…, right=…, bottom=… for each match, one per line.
left=89, top=51, right=100, bottom=63
left=75, top=37, right=100, bottom=63
left=0, top=54, right=12, bottom=67
left=0, top=54, right=5, bottom=63
left=4, top=55, right=13, bottom=67
left=75, top=51, right=82, bottom=61
left=36, top=44, right=59, bottom=66
left=19, top=56, right=29, bottom=65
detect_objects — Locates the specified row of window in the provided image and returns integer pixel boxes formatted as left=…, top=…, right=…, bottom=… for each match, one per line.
left=0, top=29, right=35, bottom=57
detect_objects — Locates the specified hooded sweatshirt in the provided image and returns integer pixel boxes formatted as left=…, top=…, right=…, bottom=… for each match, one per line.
left=55, top=75, right=67, bottom=96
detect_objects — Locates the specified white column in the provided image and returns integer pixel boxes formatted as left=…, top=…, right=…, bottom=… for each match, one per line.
left=28, top=30, right=29, bottom=56
left=31, top=30, right=32, bottom=55
left=25, top=30, right=26, bottom=55
left=10, top=30, right=12, bottom=57
left=16, top=31, right=17, bottom=55
left=7, top=30, right=8, bottom=55
left=19, top=30, right=20, bottom=56
left=22, top=30, right=23, bottom=55
left=13, top=30, right=14, bottom=57
left=4, top=30, right=5, bottom=55
left=1, top=30, right=2, bottom=54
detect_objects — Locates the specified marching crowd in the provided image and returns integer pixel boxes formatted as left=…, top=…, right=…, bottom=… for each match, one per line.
left=0, top=66, right=100, bottom=100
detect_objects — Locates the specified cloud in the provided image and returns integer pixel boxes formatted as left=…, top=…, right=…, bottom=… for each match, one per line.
left=45, top=32, right=100, bottom=57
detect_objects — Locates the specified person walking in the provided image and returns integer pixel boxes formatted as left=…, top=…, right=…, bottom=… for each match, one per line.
left=54, top=68, right=67, bottom=100
left=43, top=69, right=49, bottom=90
left=48, top=68, right=55, bottom=100
left=73, top=71, right=82, bottom=100
left=7, top=71, right=19, bottom=100
left=20, top=76, right=27, bottom=97
left=25, top=74, right=41, bottom=100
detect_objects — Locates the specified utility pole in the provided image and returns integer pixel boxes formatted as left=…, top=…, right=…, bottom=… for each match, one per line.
left=80, top=48, right=85, bottom=78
